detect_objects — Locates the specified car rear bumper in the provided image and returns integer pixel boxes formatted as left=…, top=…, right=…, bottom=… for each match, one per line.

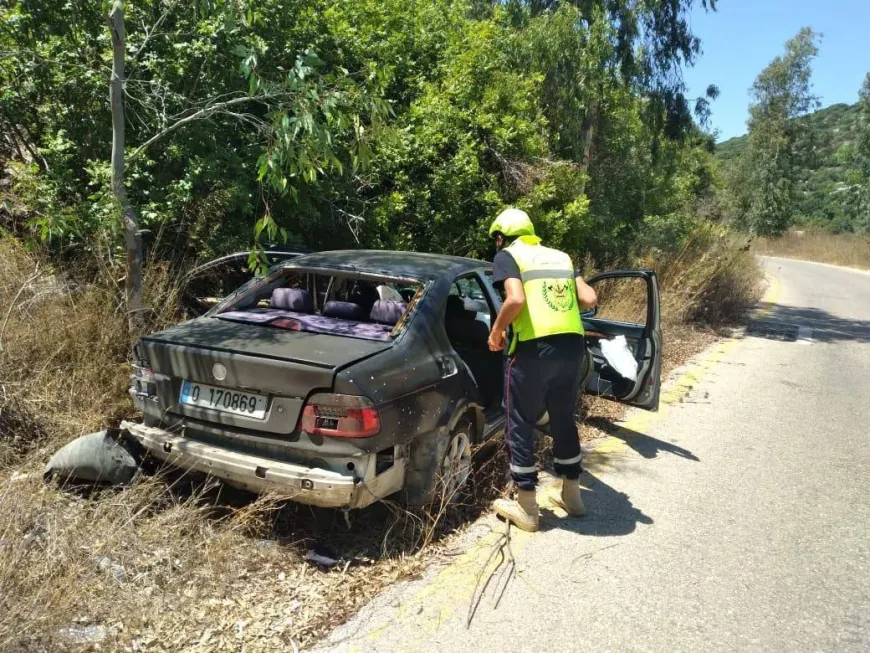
left=121, top=421, right=405, bottom=509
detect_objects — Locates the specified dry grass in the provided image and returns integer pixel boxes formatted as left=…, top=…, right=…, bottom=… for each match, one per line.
left=0, top=227, right=763, bottom=651
left=0, top=471, right=442, bottom=651
left=754, top=230, right=870, bottom=270
left=0, top=237, right=183, bottom=463
left=651, top=224, right=761, bottom=375
left=651, top=224, right=762, bottom=328
left=1, top=462, right=514, bottom=652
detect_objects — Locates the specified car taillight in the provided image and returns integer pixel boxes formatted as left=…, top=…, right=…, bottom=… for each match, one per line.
left=299, top=394, right=380, bottom=438
left=131, top=341, right=157, bottom=398
left=132, top=341, right=149, bottom=368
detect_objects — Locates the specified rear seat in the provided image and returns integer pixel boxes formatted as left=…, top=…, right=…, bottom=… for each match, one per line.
left=269, top=288, right=406, bottom=329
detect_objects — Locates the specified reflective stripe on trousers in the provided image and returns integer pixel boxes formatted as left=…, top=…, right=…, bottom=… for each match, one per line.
left=503, top=339, right=586, bottom=490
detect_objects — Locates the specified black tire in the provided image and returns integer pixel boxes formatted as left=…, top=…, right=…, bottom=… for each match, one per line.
left=403, top=418, right=474, bottom=507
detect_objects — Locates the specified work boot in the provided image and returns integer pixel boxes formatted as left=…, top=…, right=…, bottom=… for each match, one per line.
left=494, top=489, right=540, bottom=532
left=549, top=479, right=586, bottom=517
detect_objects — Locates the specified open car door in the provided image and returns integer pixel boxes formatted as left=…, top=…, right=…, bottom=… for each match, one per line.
left=581, top=269, right=662, bottom=411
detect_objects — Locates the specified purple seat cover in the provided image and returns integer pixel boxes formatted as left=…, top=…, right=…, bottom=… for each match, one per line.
left=217, top=309, right=393, bottom=341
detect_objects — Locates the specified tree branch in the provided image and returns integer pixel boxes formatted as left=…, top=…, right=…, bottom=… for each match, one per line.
left=0, top=111, right=50, bottom=171
left=217, top=110, right=267, bottom=130
left=127, top=0, right=179, bottom=78
left=129, top=93, right=284, bottom=160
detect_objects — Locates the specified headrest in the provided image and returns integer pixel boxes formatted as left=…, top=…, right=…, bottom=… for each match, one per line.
left=323, top=300, right=367, bottom=321
left=271, top=288, right=313, bottom=313
left=370, top=300, right=407, bottom=326
left=376, top=284, right=404, bottom=302
left=463, top=298, right=489, bottom=314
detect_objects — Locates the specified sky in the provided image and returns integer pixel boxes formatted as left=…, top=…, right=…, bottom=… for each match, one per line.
left=682, top=0, right=870, bottom=142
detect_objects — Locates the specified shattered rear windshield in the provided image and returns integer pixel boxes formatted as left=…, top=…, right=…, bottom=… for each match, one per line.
left=212, top=267, right=426, bottom=342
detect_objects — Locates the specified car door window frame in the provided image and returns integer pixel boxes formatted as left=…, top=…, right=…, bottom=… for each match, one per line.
left=582, top=269, right=660, bottom=335
left=453, top=271, right=498, bottom=324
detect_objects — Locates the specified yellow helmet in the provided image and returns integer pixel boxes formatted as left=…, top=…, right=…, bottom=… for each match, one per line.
left=488, top=208, right=536, bottom=238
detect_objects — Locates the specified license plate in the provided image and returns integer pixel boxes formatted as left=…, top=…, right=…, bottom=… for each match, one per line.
left=179, top=381, right=268, bottom=420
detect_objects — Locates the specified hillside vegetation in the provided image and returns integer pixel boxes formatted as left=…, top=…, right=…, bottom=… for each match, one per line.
left=1, top=0, right=725, bottom=269
left=717, top=101, right=869, bottom=234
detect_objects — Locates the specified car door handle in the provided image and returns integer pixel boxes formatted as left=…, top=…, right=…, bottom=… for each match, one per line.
left=436, top=355, right=458, bottom=379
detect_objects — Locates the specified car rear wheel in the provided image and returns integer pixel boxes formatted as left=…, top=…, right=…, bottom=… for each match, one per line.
left=403, top=419, right=474, bottom=507
left=436, top=427, right=472, bottom=504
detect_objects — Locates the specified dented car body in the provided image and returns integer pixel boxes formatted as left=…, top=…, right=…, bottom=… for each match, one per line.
left=124, top=250, right=663, bottom=509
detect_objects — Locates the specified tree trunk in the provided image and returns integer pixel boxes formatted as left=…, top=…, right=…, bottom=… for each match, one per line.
left=0, top=109, right=47, bottom=170
left=578, top=98, right=599, bottom=177
left=108, top=4, right=144, bottom=335
left=0, top=116, right=27, bottom=163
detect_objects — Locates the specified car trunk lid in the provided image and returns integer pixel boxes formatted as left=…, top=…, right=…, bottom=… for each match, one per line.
left=140, top=318, right=392, bottom=434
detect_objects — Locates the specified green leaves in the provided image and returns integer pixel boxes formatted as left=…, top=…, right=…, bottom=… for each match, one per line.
left=241, top=47, right=392, bottom=210
left=3, top=0, right=726, bottom=270
left=253, top=212, right=285, bottom=243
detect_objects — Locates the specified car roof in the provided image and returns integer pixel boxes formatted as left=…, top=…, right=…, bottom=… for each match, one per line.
left=281, top=250, right=490, bottom=279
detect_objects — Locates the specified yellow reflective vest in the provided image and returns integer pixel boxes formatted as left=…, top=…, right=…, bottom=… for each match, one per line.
left=504, top=236, right=584, bottom=353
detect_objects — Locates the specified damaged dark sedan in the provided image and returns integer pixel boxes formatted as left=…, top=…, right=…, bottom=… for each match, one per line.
left=123, top=250, right=663, bottom=508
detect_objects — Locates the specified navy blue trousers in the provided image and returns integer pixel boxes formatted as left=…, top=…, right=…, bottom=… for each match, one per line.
left=504, top=338, right=585, bottom=490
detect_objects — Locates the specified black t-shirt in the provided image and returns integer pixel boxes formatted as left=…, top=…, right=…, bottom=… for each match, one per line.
left=492, top=250, right=521, bottom=292
left=492, top=250, right=584, bottom=358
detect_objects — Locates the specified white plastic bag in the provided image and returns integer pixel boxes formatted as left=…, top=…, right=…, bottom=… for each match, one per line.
left=599, top=335, right=638, bottom=382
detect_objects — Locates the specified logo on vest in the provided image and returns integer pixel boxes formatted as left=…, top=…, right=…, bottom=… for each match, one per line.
left=542, top=280, right=575, bottom=312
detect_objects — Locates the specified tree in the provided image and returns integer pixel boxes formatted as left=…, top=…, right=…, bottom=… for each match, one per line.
left=736, top=27, right=820, bottom=236
left=105, top=1, right=144, bottom=333
left=857, top=73, right=870, bottom=229
left=1, top=0, right=391, bottom=333
left=520, top=1, right=718, bottom=176
left=1, top=0, right=720, bottom=273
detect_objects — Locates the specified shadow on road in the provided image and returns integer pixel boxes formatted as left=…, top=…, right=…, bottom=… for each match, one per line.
left=540, top=471, right=653, bottom=537
left=753, top=302, right=870, bottom=343
left=585, top=416, right=699, bottom=461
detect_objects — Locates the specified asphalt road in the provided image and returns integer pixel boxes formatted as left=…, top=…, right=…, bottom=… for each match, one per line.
left=317, top=256, right=870, bottom=653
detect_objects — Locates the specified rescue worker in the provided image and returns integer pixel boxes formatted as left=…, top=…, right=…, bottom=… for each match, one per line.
left=488, top=208, right=597, bottom=532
